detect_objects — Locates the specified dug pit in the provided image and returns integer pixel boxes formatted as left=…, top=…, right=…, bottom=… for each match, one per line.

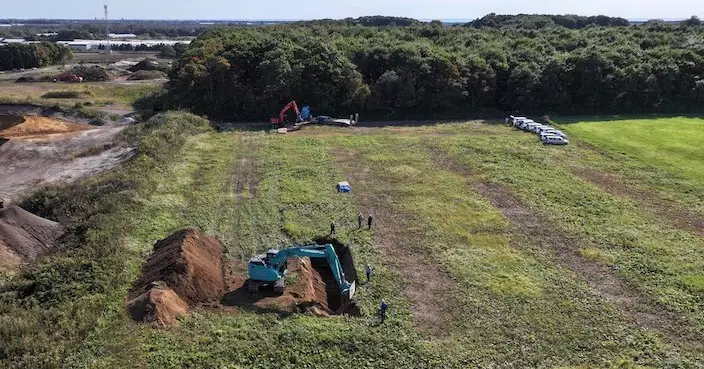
left=222, top=237, right=359, bottom=316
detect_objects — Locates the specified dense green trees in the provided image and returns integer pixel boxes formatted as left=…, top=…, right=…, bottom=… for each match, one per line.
left=0, top=42, right=72, bottom=70
left=166, top=17, right=704, bottom=120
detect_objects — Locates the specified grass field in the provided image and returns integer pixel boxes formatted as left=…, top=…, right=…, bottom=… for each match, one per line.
left=558, top=116, right=704, bottom=187
left=0, top=81, right=161, bottom=111
left=3, top=114, right=704, bottom=368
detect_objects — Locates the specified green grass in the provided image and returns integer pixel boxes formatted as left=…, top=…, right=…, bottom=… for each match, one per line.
left=558, top=116, right=704, bottom=186
left=3, top=118, right=704, bottom=368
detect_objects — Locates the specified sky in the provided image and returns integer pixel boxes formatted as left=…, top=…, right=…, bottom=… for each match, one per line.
left=2, top=0, right=703, bottom=20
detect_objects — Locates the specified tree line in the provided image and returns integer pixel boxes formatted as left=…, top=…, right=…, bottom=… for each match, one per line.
left=161, top=16, right=704, bottom=120
left=0, top=42, right=72, bottom=71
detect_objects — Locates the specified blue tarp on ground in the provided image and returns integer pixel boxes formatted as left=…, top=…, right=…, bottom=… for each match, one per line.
left=337, top=181, right=351, bottom=193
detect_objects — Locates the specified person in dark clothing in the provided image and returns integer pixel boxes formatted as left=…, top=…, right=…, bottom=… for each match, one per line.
left=367, top=214, right=373, bottom=229
left=358, top=212, right=363, bottom=228
left=330, top=220, right=336, bottom=235
left=365, top=264, right=372, bottom=282
left=380, top=299, right=388, bottom=323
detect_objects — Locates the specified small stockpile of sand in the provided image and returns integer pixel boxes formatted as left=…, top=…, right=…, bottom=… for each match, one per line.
left=126, top=228, right=225, bottom=326
left=0, top=205, right=65, bottom=271
left=0, top=115, right=92, bottom=139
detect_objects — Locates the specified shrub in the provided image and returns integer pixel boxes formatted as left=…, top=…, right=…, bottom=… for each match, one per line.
left=126, top=70, right=166, bottom=81
left=41, top=90, right=94, bottom=99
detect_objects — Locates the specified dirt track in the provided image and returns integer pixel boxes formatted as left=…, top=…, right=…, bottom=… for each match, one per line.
left=0, top=119, right=133, bottom=202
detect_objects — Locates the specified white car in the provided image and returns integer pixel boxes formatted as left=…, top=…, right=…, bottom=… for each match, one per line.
left=514, top=118, right=533, bottom=128
left=519, top=122, right=541, bottom=131
left=534, top=125, right=556, bottom=134
left=540, top=129, right=568, bottom=139
left=510, top=116, right=528, bottom=125
left=541, top=135, right=569, bottom=145
left=531, top=125, right=551, bottom=133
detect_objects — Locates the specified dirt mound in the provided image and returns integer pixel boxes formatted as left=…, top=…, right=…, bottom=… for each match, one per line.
left=0, top=205, right=64, bottom=270
left=223, top=257, right=334, bottom=316
left=0, top=115, right=92, bottom=139
left=127, top=228, right=225, bottom=324
left=126, top=281, right=190, bottom=326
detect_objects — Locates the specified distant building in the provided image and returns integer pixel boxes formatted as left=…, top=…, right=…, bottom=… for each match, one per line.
left=108, top=33, right=138, bottom=39
left=0, top=38, right=27, bottom=45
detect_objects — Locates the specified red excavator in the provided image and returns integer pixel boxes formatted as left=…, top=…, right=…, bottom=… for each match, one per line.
left=270, top=101, right=304, bottom=127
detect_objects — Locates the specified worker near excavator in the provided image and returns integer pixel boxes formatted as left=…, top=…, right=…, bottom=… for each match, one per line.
left=358, top=212, right=363, bottom=228
left=380, top=299, right=388, bottom=323
left=367, top=214, right=373, bottom=229
left=365, top=264, right=372, bottom=282
left=330, top=220, right=336, bottom=235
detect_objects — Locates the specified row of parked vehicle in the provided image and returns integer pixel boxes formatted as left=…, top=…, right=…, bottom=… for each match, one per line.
left=509, top=116, right=569, bottom=145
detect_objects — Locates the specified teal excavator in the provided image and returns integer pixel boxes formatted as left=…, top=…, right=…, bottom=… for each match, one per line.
left=247, top=244, right=356, bottom=299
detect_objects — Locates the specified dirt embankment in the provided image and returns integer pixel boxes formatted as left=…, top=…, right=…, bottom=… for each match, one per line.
left=0, top=205, right=64, bottom=271
left=127, top=228, right=224, bottom=326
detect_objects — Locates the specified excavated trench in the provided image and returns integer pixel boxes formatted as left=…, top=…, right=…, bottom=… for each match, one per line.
left=222, top=237, right=360, bottom=316
left=312, top=237, right=359, bottom=314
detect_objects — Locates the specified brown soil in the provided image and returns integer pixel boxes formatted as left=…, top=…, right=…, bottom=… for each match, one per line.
left=0, top=115, right=92, bottom=139
left=573, top=167, right=704, bottom=236
left=0, top=205, right=64, bottom=271
left=125, top=282, right=190, bottom=326
left=222, top=257, right=334, bottom=316
left=128, top=228, right=225, bottom=318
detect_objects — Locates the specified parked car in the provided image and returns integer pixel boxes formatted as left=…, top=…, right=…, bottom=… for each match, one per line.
left=519, top=122, right=541, bottom=131
left=530, top=125, right=551, bottom=133
left=541, top=135, right=569, bottom=145
left=540, top=129, right=568, bottom=139
left=534, top=125, right=556, bottom=134
left=510, top=116, right=528, bottom=125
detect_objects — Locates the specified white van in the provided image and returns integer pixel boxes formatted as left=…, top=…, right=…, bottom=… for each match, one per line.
left=534, top=125, right=556, bottom=134
left=541, top=135, right=569, bottom=145
left=540, top=129, right=567, bottom=139
left=519, top=121, right=540, bottom=131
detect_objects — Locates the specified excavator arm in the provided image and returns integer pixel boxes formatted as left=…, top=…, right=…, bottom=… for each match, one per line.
left=270, top=100, right=302, bottom=126
left=248, top=244, right=355, bottom=298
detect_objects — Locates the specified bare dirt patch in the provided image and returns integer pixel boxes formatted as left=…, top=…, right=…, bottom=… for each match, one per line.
left=0, top=205, right=64, bottom=271
left=332, top=148, right=461, bottom=336
left=573, top=167, right=704, bottom=236
left=0, top=115, right=92, bottom=139
left=0, top=123, right=132, bottom=203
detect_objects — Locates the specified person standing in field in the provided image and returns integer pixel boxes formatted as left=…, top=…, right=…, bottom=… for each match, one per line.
left=330, top=220, right=336, bottom=235
left=367, top=214, right=373, bottom=229
left=365, top=264, right=372, bottom=282
left=380, top=299, right=388, bottom=323
left=358, top=212, right=363, bottom=228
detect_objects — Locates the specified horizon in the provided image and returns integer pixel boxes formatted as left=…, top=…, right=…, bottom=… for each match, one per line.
left=3, top=0, right=703, bottom=21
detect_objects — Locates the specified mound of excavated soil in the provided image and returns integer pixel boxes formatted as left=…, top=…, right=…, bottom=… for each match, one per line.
left=126, top=281, right=190, bottom=326
left=0, top=115, right=92, bottom=139
left=223, top=257, right=334, bottom=316
left=127, top=228, right=225, bottom=325
left=0, top=205, right=64, bottom=270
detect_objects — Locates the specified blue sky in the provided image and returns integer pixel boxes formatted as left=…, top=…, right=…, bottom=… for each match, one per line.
left=3, top=0, right=703, bottom=20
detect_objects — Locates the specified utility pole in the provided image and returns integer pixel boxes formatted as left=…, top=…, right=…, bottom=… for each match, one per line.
left=104, top=4, right=111, bottom=54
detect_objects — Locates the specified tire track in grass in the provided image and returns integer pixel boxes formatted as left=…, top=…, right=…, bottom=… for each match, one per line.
left=572, top=166, right=704, bottom=237
left=427, top=142, right=704, bottom=353
left=332, top=146, right=461, bottom=337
